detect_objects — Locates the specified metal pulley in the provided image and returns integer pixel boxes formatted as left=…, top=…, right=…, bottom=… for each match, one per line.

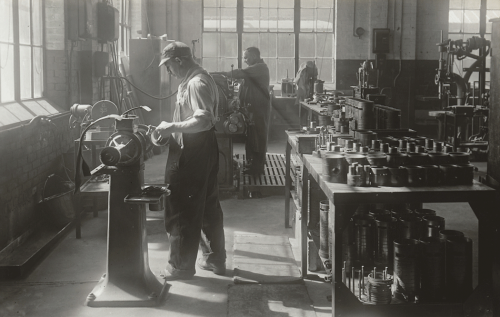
left=223, top=111, right=247, bottom=134
left=99, top=116, right=146, bottom=167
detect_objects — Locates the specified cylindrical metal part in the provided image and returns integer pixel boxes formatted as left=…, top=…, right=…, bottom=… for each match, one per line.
left=314, top=80, right=324, bottom=94
left=414, top=209, right=437, bottom=217
left=353, top=214, right=374, bottom=267
left=398, top=214, right=422, bottom=240
left=419, top=237, right=446, bottom=302
left=425, top=138, right=434, bottom=150
left=421, top=215, right=445, bottom=238
left=393, top=239, right=420, bottom=302
left=318, top=115, right=331, bottom=127
left=444, top=236, right=473, bottom=301
left=342, top=219, right=355, bottom=275
left=319, top=200, right=329, bottom=259
left=439, top=164, right=459, bottom=185
left=366, top=271, right=393, bottom=304
left=322, top=154, right=348, bottom=183
left=439, top=229, right=464, bottom=240
left=374, top=215, right=397, bottom=270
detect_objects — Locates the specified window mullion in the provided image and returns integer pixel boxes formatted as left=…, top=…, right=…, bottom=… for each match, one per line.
left=237, top=0, right=243, bottom=68
left=13, top=0, right=20, bottom=101
left=294, top=0, right=300, bottom=74
left=30, top=0, right=34, bottom=99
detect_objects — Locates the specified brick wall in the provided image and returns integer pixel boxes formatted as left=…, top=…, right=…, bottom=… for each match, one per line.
left=0, top=0, right=115, bottom=252
left=0, top=115, right=78, bottom=250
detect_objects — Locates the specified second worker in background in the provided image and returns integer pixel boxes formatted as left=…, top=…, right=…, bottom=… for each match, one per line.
left=225, top=47, right=271, bottom=176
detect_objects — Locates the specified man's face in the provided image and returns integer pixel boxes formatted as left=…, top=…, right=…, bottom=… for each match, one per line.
left=243, top=51, right=257, bottom=66
left=164, top=58, right=182, bottom=78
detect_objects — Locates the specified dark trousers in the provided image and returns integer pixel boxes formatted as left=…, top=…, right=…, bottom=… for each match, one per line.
left=245, top=109, right=270, bottom=173
left=164, top=129, right=226, bottom=275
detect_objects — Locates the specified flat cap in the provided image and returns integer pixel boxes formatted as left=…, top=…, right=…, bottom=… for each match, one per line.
left=159, top=41, right=192, bottom=67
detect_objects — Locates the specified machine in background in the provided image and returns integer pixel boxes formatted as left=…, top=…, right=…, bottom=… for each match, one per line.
left=211, top=69, right=254, bottom=191
left=433, top=34, right=490, bottom=155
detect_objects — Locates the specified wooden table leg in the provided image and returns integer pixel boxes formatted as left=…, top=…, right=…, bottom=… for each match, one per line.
left=74, top=140, right=81, bottom=239
left=300, top=164, right=309, bottom=278
left=285, top=140, right=292, bottom=228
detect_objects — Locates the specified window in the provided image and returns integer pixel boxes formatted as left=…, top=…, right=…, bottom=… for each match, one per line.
left=202, top=0, right=335, bottom=86
left=0, top=0, right=57, bottom=128
left=448, top=0, right=500, bottom=86
left=118, top=0, right=131, bottom=55
left=300, top=0, right=334, bottom=83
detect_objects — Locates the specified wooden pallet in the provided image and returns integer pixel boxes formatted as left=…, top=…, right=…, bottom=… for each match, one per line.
left=240, top=153, right=286, bottom=198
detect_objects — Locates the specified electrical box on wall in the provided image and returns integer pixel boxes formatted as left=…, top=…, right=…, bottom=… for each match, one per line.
left=373, top=28, right=390, bottom=54
left=67, top=0, right=93, bottom=41
left=97, top=2, right=119, bottom=43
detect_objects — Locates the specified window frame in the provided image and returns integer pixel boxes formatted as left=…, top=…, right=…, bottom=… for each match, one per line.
left=0, top=0, right=54, bottom=130
left=201, top=0, right=335, bottom=86
left=448, top=0, right=499, bottom=88
left=119, top=0, right=131, bottom=55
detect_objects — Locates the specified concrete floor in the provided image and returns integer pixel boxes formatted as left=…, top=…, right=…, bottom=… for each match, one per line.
left=0, top=134, right=485, bottom=317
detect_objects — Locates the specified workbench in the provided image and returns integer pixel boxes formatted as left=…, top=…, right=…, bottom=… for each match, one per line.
left=299, top=101, right=329, bottom=127
left=284, top=131, right=499, bottom=316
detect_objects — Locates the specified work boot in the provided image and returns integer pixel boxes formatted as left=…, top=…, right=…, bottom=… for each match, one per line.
left=196, top=258, right=226, bottom=276
left=159, top=268, right=194, bottom=281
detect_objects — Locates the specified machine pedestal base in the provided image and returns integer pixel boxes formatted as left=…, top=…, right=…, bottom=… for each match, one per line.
left=85, top=271, right=168, bottom=307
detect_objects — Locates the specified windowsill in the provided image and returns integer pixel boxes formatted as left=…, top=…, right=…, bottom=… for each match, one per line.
left=0, top=98, right=68, bottom=131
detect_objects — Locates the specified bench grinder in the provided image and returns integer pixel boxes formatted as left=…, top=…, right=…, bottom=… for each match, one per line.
left=78, top=113, right=170, bottom=307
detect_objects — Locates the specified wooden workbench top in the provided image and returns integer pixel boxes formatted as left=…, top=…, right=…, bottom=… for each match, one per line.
left=302, top=153, right=497, bottom=204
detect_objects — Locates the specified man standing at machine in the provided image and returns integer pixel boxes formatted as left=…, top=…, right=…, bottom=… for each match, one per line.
left=155, top=41, right=226, bottom=280
left=225, top=47, right=270, bottom=175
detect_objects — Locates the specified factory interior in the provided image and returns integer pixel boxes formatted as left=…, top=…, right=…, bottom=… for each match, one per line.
left=1, top=0, right=500, bottom=316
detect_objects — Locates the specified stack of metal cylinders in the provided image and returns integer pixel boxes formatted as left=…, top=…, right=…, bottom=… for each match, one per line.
left=374, top=215, right=398, bottom=270
left=353, top=214, right=374, bottom=267
left=342, top=218, right=355, bottom=274
left=420, top=215, right=445, bottom=238
left=440, top=231, right=473, bottom=301
left=398, top=214, right=423, bottom=240
left=393, top=239, right=420, bottom=301
left=419, top=237, right=446, bottom=302
left=356, top=99, right=375, bottom=130
left=366, top=272, right=393, bottom=304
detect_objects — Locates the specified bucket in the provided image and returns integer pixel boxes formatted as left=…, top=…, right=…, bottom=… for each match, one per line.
left=39, top=174, right=76, bottom=228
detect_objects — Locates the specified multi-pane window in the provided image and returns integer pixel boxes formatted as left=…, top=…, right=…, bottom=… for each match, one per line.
left=203, top=0, right=238, bottom=72
left=202, top=0, right=335, bottom=85
left=299, top=0, right=334, bottom=83
left=119, top=0, right=131, bottom=55
left=242, top=0, right=294, bottom=83
left=448, top=0, right=500, bottom=86
left=0, top=0, right=51, bottom=128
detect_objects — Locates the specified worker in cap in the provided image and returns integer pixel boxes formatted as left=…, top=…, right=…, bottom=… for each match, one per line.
left=154, top=41, right=226, bottom=281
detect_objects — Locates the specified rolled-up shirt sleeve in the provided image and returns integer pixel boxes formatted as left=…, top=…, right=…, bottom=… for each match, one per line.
left=186, top=78, right=216, bottom=128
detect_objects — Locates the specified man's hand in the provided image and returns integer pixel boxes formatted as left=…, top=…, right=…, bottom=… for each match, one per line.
left=156, top=121, right=177, bottom=137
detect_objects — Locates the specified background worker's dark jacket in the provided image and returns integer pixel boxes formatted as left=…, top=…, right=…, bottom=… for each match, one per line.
left=231, top=60, right=271, bottom=154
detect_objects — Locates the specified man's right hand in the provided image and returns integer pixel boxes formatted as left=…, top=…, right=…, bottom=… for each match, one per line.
left=156, top=121, right=177, bottom=137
